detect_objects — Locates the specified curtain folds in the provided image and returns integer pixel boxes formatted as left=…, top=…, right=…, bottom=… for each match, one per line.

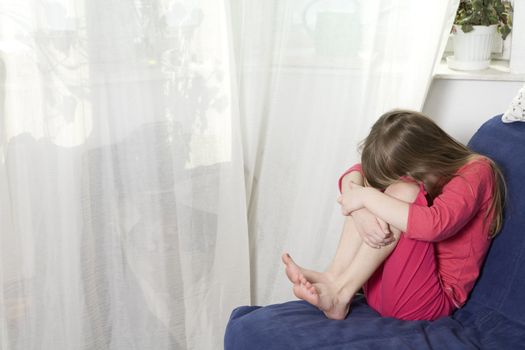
left=0, top=1, right=457, bottom=349
left=0, top=1, right=249, bottom=349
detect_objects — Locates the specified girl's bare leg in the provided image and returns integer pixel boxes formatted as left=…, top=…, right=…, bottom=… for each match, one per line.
left=282, top=215, right=365, bottom=286
left=325, top=214, right=368, bottom=277
left=292, top=181, right=420, bottom=320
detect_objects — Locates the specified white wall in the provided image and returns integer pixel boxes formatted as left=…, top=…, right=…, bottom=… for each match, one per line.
left=423, top=79, right=524, bottom=144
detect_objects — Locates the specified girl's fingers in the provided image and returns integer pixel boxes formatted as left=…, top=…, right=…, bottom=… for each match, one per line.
left=385, top=237, right=396, bottom=244
left=364, top=238, right=377, bottom=249
left=377, top=219, right=390, bottom=234
left=371, top=231, right=386, bottom=244
left=365, top=236, right=381, bottom=249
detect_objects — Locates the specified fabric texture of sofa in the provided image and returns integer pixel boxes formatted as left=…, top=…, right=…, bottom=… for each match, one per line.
left=224, top=115, right=525, bottom=349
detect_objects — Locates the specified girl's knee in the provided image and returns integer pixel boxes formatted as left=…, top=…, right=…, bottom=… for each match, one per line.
left=384, top=181, right=422, bottom=237
left=384, top=181, right=420, bottom=204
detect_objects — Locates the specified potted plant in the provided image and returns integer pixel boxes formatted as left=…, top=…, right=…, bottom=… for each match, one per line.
left=447, top=0, right=513, bottom=71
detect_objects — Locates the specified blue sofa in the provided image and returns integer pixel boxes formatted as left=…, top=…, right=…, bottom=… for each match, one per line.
left=224, top=116, right=525, bottom=349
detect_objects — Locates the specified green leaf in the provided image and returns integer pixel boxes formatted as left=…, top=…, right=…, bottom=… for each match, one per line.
left=499, top=25, right=511, bottom=39
left=462, top=24, right=474, bottom=32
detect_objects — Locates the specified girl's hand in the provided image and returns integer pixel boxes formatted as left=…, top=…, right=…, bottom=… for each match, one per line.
left=351, top=209, right=395, bottom=248
left=337, top=181, right=366, bottom=215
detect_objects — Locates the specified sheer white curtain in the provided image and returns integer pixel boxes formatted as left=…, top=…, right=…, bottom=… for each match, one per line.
left=0, top=1, right=456, bottom=349
left=0, top=1, right=249, bottom=349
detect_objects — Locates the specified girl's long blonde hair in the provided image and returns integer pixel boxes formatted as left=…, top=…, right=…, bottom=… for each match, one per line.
left=361, top=110, right=506, bottom=237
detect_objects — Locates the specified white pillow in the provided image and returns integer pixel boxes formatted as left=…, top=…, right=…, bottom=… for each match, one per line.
left=502, top=84, right=525, bottom=123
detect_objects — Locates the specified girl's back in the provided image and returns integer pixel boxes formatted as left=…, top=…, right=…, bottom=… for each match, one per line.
left=404, top=158, right=495, bottom=308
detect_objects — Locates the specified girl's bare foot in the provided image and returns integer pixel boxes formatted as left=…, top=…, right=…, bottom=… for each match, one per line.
left=282, top=253, right=306, bottom=284
left=292, top=280, right=352, bottom=320
left=281, top=253, right=352, bottom=320
left=281, top=253, right=335, bottom=285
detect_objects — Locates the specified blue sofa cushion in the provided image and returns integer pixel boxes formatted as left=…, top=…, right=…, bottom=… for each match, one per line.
left=225, top=116, right=525, bottom=349
left=466, top=116, right=525, bottom=323
left=225, top=298, right=525, bottom=349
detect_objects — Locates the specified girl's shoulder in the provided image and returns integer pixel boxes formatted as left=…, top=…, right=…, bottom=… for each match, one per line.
left=458, top=156, right=492, bottom=174
left=455, top=156, right=494, bottom=192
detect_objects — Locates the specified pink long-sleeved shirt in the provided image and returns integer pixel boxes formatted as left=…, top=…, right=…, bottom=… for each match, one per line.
left=339, top=159, right=495, bottom=307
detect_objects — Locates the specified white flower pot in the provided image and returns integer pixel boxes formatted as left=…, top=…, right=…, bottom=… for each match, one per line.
left=447, top=24, right=497, bottom=71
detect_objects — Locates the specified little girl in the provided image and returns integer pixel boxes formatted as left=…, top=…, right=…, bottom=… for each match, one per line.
left=282, top=110, right=505, bottom=321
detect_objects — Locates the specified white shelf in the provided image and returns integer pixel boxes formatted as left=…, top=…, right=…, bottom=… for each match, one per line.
left=434, top=58, right=525, bottom=82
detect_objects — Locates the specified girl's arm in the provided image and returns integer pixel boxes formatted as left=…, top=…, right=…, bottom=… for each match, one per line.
left=339, top=164, right=394, bottom=247
left=340, top=185, right=410, bottom=232
left=340, top=162, right=493, bottom=242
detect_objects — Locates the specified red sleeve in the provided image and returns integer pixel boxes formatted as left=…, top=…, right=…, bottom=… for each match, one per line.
left=338, top=163, right=363, bottom=193
left=405, top=161, right=493, bottom=242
